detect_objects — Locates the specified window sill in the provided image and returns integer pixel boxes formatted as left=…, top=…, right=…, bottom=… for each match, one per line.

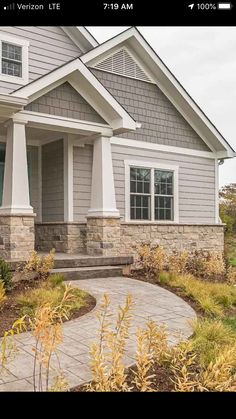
left=0, top=73, right=28, bottom=85
left=122, top=220, right=179, bottom=224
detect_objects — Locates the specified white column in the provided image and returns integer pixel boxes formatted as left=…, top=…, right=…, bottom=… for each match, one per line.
left=88, top=135, right=120, bottom=218
left=63, top=135, right=74, bottom=222
left=0, top=119, right=33, bottom=214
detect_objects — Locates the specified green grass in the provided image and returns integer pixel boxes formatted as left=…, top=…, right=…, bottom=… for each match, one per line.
left=17, top=274, right=89, bottom=318
left=159, top=271, right=236, bottom=316
left=229, top=258, right=236, bottom=267
left=222, top=316, right=236, bottom=332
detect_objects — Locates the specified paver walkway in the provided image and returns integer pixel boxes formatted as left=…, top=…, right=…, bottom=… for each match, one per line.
left=0, top=277, right=196, bottom=391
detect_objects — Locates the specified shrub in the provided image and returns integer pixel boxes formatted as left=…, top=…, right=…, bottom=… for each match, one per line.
left=190, top=318, right=236, bottom=366
left=23, top=249, right=55, bottom=280
left=226, top=266, right=236, bottom=285
left=0, top=260, right=12, bottom=290
left=168, top=250, right=189, bottom=275
left=136, top=244, right=166, bottom=277
left=0, top=280, right=6, bottom=308
left=202, top=252, right=226, bottom=281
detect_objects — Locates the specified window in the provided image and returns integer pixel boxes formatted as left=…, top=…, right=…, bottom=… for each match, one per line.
left=130, top=167, right=151, bottom=220
left=2, top=42, right=22, bottom=77
left=154, top=170, right=173, bottom=220
left=126, top=161, right=178, bottom=222
left=0, top=32, right=29, bottom=84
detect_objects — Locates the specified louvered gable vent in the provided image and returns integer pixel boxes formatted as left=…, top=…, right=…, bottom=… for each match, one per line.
left=94, top=48, right=152, bottom=83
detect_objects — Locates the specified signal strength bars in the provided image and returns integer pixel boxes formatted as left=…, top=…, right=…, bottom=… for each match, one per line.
left=3, top=3, right=15, bottom=10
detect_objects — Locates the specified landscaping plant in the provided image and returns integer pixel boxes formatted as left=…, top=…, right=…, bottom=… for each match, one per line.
left=23, top=249, right=55, bottom=280
left=0, top=259, right=12, bottom=290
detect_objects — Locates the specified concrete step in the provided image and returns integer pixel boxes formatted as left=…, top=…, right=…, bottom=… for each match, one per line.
left=51, top=265, right=124, bottom=280
left=53, top=256, right=133, bottom=269
left=7, top=255, right=133, bottom=271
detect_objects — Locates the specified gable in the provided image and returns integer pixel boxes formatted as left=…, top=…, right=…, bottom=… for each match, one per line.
left=93, top=47, right=153, bottom=83
left=25, top=82, right=107, bottom=124
left=91, top=68, right=211, bottom=152
left=82, top=27, right=235, bottom=157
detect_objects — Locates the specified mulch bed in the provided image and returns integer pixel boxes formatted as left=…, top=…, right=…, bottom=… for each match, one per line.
left=71, top=363, right=176, bottom=392
left=0, top=279, right=96, bottom=338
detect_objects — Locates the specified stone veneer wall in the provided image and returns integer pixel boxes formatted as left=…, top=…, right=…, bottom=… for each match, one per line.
left=119, top=223, right=225, bottom=259
left=86, top=217, right=120, bottom=256
left=35, top=223, right=87, bottom=254
left=0, top=215, right=35, bottom=260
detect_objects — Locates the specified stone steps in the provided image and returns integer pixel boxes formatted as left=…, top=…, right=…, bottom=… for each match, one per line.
left=51, top=265, right=124, bottom=280
left=53, top=255, right=133, bottom=269
left=8, top=254, right=134, bottom=280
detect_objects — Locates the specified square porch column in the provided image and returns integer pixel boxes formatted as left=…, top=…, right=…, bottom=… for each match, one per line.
left=87, top=135, right=120, bottom=256
left=0, top=119, right=35, bottom=260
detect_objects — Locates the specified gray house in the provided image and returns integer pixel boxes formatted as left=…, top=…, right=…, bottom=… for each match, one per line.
left=0, top=26, right=234, bottom=261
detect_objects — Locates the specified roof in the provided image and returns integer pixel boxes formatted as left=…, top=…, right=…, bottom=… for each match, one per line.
left=81, top=26, right=235, bottom=158
left=10, top=57, right=137, bottom=134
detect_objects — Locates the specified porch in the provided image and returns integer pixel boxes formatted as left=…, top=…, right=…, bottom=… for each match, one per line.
left=0, top=115, right=122, bottom=260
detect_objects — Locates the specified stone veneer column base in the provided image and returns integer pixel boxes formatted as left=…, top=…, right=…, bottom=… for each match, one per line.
left=0, top=214, right=35, bottom=260
left=86, top=217, right=121, bottom=256
left=119, top=223, right=225, bottom=259
left=35, top=223, right=87, bottom=254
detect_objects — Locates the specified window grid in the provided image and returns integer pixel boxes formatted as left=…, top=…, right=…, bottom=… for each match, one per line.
left=129, top=166, right=174, bottom=221
left=130, top=167, right=151, bottom=220
left=154, top=170, right=174, bottom=221
left=1, top=42, right=22, bottom=78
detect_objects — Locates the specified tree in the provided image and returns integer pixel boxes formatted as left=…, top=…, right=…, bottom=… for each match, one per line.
left=219, top=183, right=236, bottom=234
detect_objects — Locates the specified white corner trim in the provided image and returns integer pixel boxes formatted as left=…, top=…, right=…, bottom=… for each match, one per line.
left=0, top=31, right=29, bottom=86
left=215, top=159, right=219, bottom=224
left=111, top=137, right=217, bottom=159
left=124, top=159, right=179, bottom=223
left=63, top=136, right=74, bottom=222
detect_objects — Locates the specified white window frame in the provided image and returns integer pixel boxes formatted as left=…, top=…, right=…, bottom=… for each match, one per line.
left=125, top=159, right=179, bottom=223
left=0, top=32, right=29, bottom=85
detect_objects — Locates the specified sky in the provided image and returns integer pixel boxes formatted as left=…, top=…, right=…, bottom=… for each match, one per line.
left=87, top=26, right=236, bottom=188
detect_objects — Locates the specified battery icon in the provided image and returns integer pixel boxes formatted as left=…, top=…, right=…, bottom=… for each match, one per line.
left=217, top=3, right=233, bottom=9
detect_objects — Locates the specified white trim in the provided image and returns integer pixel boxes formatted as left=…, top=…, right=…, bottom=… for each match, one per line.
left=15, top=110, right=113, bottom=136
left=215, top=159, right=219, bottom=223
left=124, top=159, right=179, bottom=223
left=82, top=27, right=235, bottom=157
left=0, top=31, right=29, bottom=85
left=61, top=27, right=98, bottom=53
left=111, top=137, right=218, bottom=159
left=10, top=58, right=137, bottom=133
left=63, top=135, right=74, bottom=222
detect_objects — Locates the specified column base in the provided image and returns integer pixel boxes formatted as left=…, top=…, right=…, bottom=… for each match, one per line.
left=86, top=217, right=121, bottom=256
left=0, top=214, right=35, bottom=260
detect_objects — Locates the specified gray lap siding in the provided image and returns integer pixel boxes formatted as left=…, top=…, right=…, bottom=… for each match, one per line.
left=111, top=144, right=216, bottom=224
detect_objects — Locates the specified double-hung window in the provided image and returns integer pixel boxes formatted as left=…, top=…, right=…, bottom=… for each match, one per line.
left=126, top=162, right=178, bottom=222
left=0, top=33, right=29, bottom=84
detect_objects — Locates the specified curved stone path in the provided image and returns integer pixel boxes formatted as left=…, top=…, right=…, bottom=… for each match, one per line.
left=0, top=277, right=196, bottom=391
